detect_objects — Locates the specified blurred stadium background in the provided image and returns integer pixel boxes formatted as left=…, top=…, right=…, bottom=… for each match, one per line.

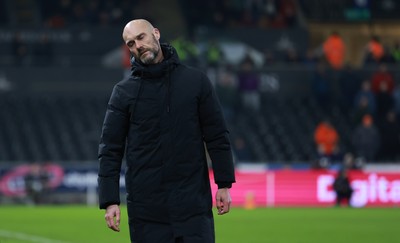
left=1, top=0, right=400, bottom=210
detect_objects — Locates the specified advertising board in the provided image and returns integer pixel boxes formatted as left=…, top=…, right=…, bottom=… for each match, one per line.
left=1, top=164, right=399, bottom=207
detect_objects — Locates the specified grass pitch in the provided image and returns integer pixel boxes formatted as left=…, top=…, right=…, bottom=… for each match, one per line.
left=0, top=206, right=399, bottom=243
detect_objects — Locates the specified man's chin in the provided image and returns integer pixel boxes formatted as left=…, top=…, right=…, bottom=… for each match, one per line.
left=140, top=57, right=155, bottom=64
left=138, top=52, right=151, bottom=63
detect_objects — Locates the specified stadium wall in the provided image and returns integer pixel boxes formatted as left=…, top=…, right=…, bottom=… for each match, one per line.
left=1, top=162, right=399, bottom=208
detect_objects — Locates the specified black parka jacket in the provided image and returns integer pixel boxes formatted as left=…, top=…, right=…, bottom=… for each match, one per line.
left=98, top=44, right=235, bottom=223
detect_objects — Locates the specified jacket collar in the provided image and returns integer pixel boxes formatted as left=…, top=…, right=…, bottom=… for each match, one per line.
left=131, top=43, right=180, bottom=78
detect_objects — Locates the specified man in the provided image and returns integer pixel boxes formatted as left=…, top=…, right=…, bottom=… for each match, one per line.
left=98, top=19, right=235, bottom=243
left=322, top=31, right=346, bottom=70
left=314, top=120, right=340, bottom=160
left=333, top=168, right=353, bottom=207
left=24, top=163, right=49, bottom=205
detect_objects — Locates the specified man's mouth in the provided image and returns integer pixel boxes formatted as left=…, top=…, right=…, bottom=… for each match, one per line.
left=140, top=50, right=149, bottom=56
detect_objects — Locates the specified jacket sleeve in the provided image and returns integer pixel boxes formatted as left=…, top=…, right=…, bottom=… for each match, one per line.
left=198, top=74, right=236, bottom=188
left=98, top=85, right=129, bottom=209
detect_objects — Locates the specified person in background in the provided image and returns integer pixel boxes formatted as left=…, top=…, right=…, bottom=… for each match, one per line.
left=215, top=64, right=238, bottom=123
left=370, top=64, right=395, bottom=95
left=352, top=114, right=380, bottom=162
left=314, top=119, right=340, bottom=161
left=364, top=35, right=385, bottom=65
left=333, top=168, right=353, bottom=207
left=352, top=80, right=376, bottom=127
left=24, top=163, right=49, bottom=205
left=375, top=81, right=395, bottom=127
left=338, top=64, right=361, bottom=107
left=206, top=39, right=224, bottom=68
left=342, top=152, right=363, bottom=171
left=353, top=95, right=374, bottom=127
left=171, top=35, right=199, bottom=66
left=312, top=62, right=332, bottom=109
left=322, top=31, right=346, bottom=70
left=98, top=19, right=235, bottom=243
left=237, top=54, right=261, bottom=112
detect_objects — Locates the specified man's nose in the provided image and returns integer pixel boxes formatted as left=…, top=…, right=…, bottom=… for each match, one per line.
left=136, top=41, right=144, bottom=50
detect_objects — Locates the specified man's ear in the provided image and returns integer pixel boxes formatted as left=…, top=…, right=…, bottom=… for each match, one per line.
left=154, top=28, right=160, bottom=40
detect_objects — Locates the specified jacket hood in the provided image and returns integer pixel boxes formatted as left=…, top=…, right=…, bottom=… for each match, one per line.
left=131, top=43, right=180, bottom=78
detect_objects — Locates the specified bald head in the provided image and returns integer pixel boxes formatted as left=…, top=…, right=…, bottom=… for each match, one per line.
left=122, top=19, right=155, bottom=40
left=122, top=19, right=163, bottom=64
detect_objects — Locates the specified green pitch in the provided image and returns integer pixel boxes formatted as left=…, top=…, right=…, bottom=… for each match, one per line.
left=1, top=206, right=399, bottom=243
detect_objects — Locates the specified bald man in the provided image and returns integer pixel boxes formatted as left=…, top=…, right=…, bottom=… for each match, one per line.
left=98, top=19, right=236, bottom=243
left=122, top=19, right=163, bottom=64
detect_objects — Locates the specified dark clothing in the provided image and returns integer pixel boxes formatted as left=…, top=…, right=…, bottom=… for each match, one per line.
left=128, top=212, right=214, bottom=243
left=379, top=119, right=400, bottom=161
left=24, top=170, right=49, bottom=204
left=237, top=71, right=259, bottom=91
left=376, top=92, right=394, bottom=117
left=333, top=174, right=353, bottom=206
left=98, top=44, right=235, bottom=241
left=352, top=125, right=380, bottom=161
left=335, top=190, right=353, bottom=206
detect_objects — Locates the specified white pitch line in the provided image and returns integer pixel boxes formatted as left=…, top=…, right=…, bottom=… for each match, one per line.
left=0, top=229, right=72, bottom=243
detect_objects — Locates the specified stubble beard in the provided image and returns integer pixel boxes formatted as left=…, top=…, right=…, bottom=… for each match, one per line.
left=140, top=51, right=156, bottom=64
left=139, top=36, right=160, bottom=64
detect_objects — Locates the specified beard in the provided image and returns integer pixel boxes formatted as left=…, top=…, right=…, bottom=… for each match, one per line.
left=140, top=50, right=156, bottom=64
left=137, top=35, right=161, bottom=64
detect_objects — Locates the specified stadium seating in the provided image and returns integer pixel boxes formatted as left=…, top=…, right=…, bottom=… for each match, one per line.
left=235, top=95, right=353, bottom=163
left=0, top=94, right=108, bottom=162
left=0, top=92, right=354, bottom=164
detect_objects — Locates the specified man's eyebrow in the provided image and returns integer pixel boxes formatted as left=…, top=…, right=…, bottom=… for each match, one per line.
left=126, top=32, right=145, bottom=44
left=135, top=32, right=145, bottom=39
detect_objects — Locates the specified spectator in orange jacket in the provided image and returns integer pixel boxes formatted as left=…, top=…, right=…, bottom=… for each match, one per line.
left=364, top=35, right=385, bottom=64
left=314, top=120, right=340, bottom=160
left=323, top=31, right=346, bottom=70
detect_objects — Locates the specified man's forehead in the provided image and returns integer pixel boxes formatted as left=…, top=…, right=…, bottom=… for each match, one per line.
left=123, top=28, right=144, bottom=40
left=123, top=20, right=153, bottom=39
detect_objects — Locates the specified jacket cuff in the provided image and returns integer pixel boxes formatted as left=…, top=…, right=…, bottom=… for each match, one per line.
left=217, top=182, right=232, bottom=189
left=98, top=177, right=120, bottom=209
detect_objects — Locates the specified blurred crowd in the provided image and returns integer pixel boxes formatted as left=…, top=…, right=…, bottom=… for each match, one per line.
left=39, top=0, right=140, bottom=28
left=3, top=0, right=298, bottom=30
left=313, top=62, right=400, bottom=166
left=320, top=31, right=400, bottom=69
left=311, top=32, right=400, bottom=165
left=199, top=31, right=400, bottom=164
left=180, top=0, right=298, bottom=34
left=5, top=0, right=400, bottom=165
